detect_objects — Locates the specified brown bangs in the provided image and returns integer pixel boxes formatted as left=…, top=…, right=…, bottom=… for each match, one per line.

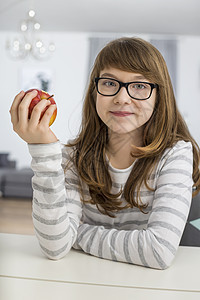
left=93, top=38, right=163, bottom=85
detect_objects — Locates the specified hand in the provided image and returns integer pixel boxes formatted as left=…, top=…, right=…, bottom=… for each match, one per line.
left=10, top=90, right=58, bottom=144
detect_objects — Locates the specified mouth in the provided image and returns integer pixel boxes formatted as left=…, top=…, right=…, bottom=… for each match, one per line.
left=110, top=111, right=134, bottom=117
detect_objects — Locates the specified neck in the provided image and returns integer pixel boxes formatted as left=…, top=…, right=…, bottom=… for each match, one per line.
left=106, top=129, right=143, bottom=169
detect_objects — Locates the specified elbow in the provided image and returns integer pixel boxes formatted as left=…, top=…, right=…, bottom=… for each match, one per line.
left=156, top=262, right=172, bottom=270
left=160, top=256, right=175, bottom=270
left=143, top=231, right=178, bottom=270
left=145, top=259, right=174, bottom=270
left=150, top=253, right=176, bottom=270
left=45, top=253, right=66, bottom=261
left=39, top=242, right=71, bottom=260
left=42, top=248, right=70, bottom=260
left=34, top=227, right=76, bottom=260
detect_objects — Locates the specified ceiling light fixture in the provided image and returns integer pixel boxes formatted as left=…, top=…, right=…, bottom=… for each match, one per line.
left=6, top=9, right=55, bottom=60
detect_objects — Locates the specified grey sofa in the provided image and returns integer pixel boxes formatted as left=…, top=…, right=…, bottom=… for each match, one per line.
left=0, top=153, right=33, bottom=198
left=1, top=168, right=33, bottom=198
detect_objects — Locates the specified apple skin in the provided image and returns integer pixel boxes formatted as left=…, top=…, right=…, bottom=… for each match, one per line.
left=25, top=89, right=57, bottom=126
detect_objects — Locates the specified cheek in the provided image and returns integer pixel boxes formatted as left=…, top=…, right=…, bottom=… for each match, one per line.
left=139, top=99, right=155, bottom=121
left=96, top=95, right=108, bottom=119
left=96, top=96, right=101, bottom=117
left=145, top=102, right=155, bottom=116
left=96, top=99, right=105, bottom=124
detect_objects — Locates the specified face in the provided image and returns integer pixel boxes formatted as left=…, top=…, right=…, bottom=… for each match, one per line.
left=95, top=67, right=156, bottom=140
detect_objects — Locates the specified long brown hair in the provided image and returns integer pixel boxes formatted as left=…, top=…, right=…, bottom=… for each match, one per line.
left=66, top=37, right=200, bottom=217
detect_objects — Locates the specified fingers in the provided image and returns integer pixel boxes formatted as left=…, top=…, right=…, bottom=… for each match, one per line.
left=29, top=99, right=53, bottom=127
left=39, top=104, right=57, bottom=127
left=9, top=90, right=25, bottom=125
left=18, top=90, right=38, bottom=125
left=10, top=90, right=58, bottom=144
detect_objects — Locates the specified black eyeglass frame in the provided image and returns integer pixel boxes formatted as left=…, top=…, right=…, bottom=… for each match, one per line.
left=94, top=77, right=158, bottom=100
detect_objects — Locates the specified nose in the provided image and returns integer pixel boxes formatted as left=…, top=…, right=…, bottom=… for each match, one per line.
left=113, top=86, right=132, bottom=105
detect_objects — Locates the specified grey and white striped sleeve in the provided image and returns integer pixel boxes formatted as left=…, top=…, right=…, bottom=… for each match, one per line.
left=76, top=141, right=193, bottom=269
left=28, top=141, right=83, bottom=260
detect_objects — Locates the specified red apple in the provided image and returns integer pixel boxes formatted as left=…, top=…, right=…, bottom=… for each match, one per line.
left=25, top=89, right=57, bottom=126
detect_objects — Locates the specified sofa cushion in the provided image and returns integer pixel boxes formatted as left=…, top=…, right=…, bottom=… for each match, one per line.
left=1, top=168, right=33, bottom=198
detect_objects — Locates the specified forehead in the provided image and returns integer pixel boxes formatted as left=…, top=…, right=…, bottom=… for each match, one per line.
left=100, top=67, right=147, bottom=81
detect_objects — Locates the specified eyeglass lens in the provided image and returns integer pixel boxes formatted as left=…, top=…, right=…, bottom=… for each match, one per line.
left=97, top=78, right=152, bottom=100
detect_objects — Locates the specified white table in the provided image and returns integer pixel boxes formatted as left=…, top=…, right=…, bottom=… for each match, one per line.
left=0, top=233, right=200, bottom=300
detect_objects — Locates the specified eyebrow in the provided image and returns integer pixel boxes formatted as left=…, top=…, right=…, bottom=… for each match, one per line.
left=100, top=72, right=147, bottom=81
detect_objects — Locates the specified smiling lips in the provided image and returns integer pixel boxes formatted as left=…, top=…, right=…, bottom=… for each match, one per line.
left=110, top=111, right=133, bottom=117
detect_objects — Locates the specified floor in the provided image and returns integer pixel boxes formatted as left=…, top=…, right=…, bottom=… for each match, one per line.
left=0, top=197, right=34, bottom=235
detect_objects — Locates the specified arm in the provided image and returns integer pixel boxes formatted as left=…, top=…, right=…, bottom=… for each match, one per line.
left=75, top=142, right=193, bottom=269
left=10, top=90, right=82, bottom=259
left=29, top=142, right=83, bottom=259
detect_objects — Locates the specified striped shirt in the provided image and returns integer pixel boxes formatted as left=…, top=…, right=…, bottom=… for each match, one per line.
left=28, top=140, right=193, bottom=269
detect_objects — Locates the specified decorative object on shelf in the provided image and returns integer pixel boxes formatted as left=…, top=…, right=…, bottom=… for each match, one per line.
left=20, top=67, right=54, bottom=94
left=6, top=9, right=55, bottom=60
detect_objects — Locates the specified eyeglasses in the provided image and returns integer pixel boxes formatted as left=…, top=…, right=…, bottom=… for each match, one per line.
left=95, top=77, right=158, bottom=100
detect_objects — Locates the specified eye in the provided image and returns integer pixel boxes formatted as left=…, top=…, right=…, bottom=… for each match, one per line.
left=132, top=83, right=147, bottom=90
left=102, top=80, right=117, bottom=87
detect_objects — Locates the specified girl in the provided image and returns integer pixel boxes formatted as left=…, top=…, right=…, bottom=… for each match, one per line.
left=10, top=37, right=200, bottom=270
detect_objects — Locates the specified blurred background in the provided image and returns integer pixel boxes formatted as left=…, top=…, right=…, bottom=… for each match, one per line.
left=0, top=0, right=200, bottom=169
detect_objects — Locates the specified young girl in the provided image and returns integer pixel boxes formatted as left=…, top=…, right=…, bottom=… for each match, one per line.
left=10, top=37, right=200, bottom=270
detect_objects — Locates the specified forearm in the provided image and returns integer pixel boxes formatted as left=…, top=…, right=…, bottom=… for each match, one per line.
left=76, top=191, right=192, bottom=270
left=76, top=223, right=176, bottom=269
left=29, top=142, right=82, bottom=259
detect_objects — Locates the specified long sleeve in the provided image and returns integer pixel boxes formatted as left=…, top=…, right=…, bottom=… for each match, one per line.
left=28, top=141, right=82, bottom=260
left=75, top=141, right=193, bottom=269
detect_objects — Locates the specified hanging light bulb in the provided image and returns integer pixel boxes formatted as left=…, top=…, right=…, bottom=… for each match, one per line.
left=21, top=22, right=28, bottom=32
left=6, top=10, right=55, bottom=60
left=34, top=22, right=40, bottom=30
left=36, top=40, right=43, bottom=48
left=29, top=10, right=36, bottom=18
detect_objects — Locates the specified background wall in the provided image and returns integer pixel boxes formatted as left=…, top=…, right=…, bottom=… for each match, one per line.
left=0, top=31, right=89, bottom=168
left=177, top=36, right=200, bottom=143
left=0, top=32, right=200, bottom=168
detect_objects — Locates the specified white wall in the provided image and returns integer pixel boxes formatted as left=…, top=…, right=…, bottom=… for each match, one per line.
left=0, top=32, right=200, bottom=169
left=177, top=36, right=200, bottom=146
left=0, top=31, right=89, bottom=168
